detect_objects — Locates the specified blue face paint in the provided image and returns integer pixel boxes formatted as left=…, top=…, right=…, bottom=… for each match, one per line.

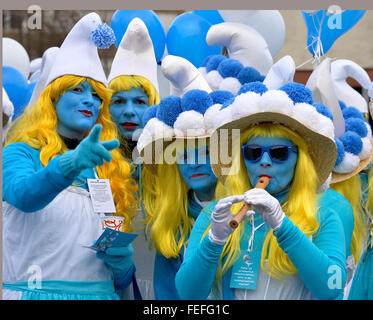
left=55, top=80, right=102, bottom=139
left=109, top=87, right=149, bottom=140
left=177, top=146, right=218, bottom=202
left=243, top=136, right=298, bottom=194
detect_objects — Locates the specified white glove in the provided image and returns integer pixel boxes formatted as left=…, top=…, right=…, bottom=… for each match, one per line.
left=243, top=188, right=285, bottom=231
left=208, top=195, right=245, bottom=245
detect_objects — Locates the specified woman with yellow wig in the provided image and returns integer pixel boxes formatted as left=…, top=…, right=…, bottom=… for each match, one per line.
left=137, top=54, right=234, bottom=299
left=2, top=13, right=137, bottom=300
left=107, top=18, right=160, bottom=168
left=175, top=81, right=349, bottom=300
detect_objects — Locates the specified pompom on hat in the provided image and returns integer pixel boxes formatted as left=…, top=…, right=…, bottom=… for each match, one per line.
left=108, top=17, right=159, bottom=93
left=46, top=12, right=115, bottom=87
left=137, top=55, right=233, bottom=174
left=209, top=80, right=338, bottom=190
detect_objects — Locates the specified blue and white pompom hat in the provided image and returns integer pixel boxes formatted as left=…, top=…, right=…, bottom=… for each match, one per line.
left=46, top=12, right=115, bottom=87
left=210, top=81, right=338, bottom=190
left=2, top=87, right=14, bottom=141
left=107, top=17, right=159, bottom=93
left=307, top=58, right=373, bottom=184
left=198, top=22, right=274, bottom=94
left=136, top=55, right=234, bottom=174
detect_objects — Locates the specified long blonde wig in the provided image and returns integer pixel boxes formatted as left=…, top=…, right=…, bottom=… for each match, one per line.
left=5, top=75, right=138, bottom=232
left=330, top=175, right=366, bottom=263
left=143, top=162, right=192, bottom=258
left=211, top=123, right=320, bottom=279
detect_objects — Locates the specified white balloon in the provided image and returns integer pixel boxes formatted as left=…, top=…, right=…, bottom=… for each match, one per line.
left=331, top=59, right=371, bottom=114
left=218, top=10, right=285, bottom=59
left=2, top=37, right=30, bottom=79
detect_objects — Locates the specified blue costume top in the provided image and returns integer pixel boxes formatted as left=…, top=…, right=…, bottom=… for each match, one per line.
left=153, top=189, right=209, bottom=300
left=2, top=142, right=135, bottom=300
left=175, top=188, right=348, bottom=300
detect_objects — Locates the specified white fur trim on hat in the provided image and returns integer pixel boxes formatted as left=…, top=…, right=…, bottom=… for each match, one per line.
left=205, top=70, right=224, bottom=91
left=333, top=151, right=360, bottom=173
left=173, top=111, right=206, bottom=137
left=219, top=77, right=241, bottom=94
left=204, top=104, right=222, bottom=134
left=144, top=117, right=174, bottom=140
left=230, top=91, right=261, bottom=120
left=108, top=18, right=159, bottom=92
left=260, top=90, right=294, bottom=114
left=46, top=13, right=109, bottom=86
left=213, top=105, right=234, bottom=129
left=359, top=136, right=372, bottom=160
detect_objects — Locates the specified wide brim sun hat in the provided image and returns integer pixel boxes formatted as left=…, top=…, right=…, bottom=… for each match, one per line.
left=209, top=80, right=338, bottom=190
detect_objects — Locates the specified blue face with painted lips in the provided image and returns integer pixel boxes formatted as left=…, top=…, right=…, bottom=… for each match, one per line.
left=55, top=80, right=102, bottom=139
left=109, top=88, right=149, bottom=140
left=177, top=146, right=218, bottom=202
left=243, top=136, right=298, bottom=194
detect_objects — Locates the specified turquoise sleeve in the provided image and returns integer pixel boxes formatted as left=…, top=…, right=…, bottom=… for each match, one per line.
left=175, top=204, right=224, bottom=300
left=274, top=208, right=347, bottom=300
left=2, top=143, right=74, bottom=212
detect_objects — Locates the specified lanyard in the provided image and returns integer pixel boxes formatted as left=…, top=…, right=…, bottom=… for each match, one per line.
left=247, top=215, right=265, bottom=253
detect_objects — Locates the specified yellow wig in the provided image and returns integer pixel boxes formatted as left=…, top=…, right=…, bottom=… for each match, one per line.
left=5, top=75, right=138, bottom=232
left=330, top=175, right=365, bottom=263
left=366, top=167, right=373, bottom=222
left=142, top=139, right=213, bottom=259
left=143, top=162, right=192, bottom=258
left=211, top=123, right=320, bottom=279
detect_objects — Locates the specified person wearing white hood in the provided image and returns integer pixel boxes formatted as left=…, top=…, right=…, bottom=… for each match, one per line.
left=2, top=13, right=138, bottom=300
left=107, top=18, right=160, bottom=168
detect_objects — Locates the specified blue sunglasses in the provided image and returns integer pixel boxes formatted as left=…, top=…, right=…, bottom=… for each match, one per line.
left=241, top=144, right=298, bottom=163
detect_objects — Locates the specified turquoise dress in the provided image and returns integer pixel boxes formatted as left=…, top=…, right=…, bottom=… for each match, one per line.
left=153, top=190, right=210, bottom=300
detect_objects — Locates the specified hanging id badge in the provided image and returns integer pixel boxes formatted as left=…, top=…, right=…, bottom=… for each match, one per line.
left=230, top=217, right=265, bottom=290
left=87, top=168, right=116, bottom=214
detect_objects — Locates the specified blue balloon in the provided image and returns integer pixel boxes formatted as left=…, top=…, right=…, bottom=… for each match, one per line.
left=193, top=10, right=224, bottom=25
left=3, top=66, right=29, bottom=119
left=110, top=10, right=166, bottom=63
left=302, top=10, right=366, bottom=57
left=166, top=12, right=222, bottom=68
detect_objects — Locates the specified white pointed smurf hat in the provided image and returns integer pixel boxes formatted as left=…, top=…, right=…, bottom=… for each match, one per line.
left=331, top=59, right=371, bottom=115
left=108, top=18, right=159, bottom=93
left=46, top=12, right=115, bottom=87
left=137, top=55, right=234, bottom=173
left=198, top=22, right=274, bottom=94
left=28, top=46, right=59, bottom=109
left=306, top=58, right=373, bottom=184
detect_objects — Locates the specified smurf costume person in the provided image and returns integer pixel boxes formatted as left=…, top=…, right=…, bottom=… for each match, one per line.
left=108, top=18, right=160, bottom=165
left=2, top=13, right=138, bottom=300
left=138, top=55, right=233, bottom=299
left=175, top=80, right=349, bottom=300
